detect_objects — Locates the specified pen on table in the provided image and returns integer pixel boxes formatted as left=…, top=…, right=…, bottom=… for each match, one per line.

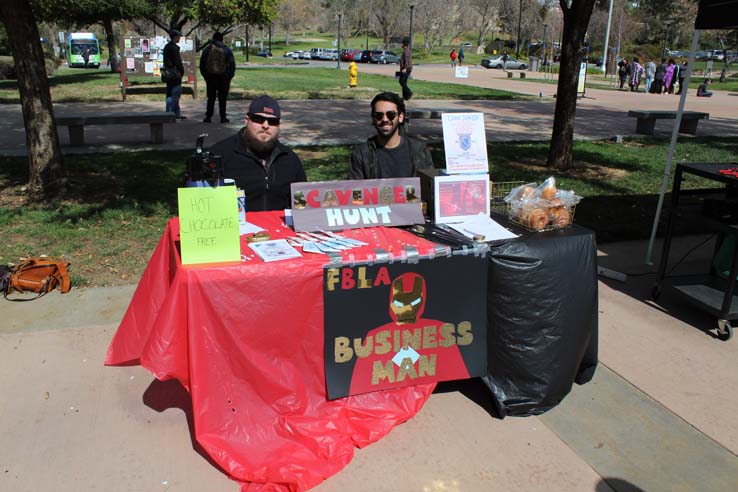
left=463, top=228, right=486, bottom=242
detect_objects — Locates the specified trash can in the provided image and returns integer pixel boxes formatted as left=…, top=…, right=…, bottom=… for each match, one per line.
left=529, top=56, right=539, bottom=72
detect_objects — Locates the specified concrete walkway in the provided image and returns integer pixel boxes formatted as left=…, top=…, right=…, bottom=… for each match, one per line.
left=1, top=65, right=738, bottom=492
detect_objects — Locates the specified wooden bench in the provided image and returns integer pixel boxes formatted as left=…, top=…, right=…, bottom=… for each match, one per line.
left=55, top=112, right=177, bottom=146
left=627, top=110, right=709, bottom=135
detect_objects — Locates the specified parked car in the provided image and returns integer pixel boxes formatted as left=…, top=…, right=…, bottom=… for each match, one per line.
left=300, top=50, right=312, bottom=60
left=282, top=51, right=294, bottom=58
left=319, top=49, right=339, bottom=61
left=369, top=50, right=400, bottom=64
left=290, top=50, right=303, bottom=60
left=357, top=50, right=372, bottom=63
left=481, top=56, right=527, bottom=69
left=341, top=49, right=361, bottom=61
left=256, top=50, right=272, bottom=58
left=310, top=47, right=327, bottom=59
left=461, top=42, right=472, bottom=47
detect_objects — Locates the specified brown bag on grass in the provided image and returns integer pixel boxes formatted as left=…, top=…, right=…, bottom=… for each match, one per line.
left=4, top=257, right=71, bottom=301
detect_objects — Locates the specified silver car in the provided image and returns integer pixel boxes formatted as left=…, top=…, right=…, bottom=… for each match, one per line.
left=481, top=56, right=527, bottom=70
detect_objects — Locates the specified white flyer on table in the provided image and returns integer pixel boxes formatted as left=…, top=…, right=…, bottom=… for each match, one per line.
left=441, top=112, right=488, bottom=174
left=248, top=239, right=302, bottom=262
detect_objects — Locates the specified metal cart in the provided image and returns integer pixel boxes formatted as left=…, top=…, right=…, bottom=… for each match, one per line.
left=652, top=163, right=738, bottom=341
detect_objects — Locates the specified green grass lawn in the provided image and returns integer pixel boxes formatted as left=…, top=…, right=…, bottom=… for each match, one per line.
left=1, top=136, right=736, bottom=286
left=0, top=66, right=528, bottom=103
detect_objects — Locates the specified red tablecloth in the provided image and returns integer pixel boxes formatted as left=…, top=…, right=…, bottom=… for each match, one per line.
left=105, top=212, right=442, bottom=492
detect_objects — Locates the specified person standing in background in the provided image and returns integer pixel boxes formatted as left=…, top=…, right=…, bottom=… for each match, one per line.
left=163, top=29, right=186, bottom=119
left=677, top=61, right=688, bottom=95
left=199, top=32, right=236, bottom=123
left=450, top=49, right=457, bottom=67
left=653, top=58, right=667, bottom=94
left=629, top=58, right=644, bottom=92
left=399, top=38, right=413, bottom=101
left=644, top=59, right=656, bottom=93
left=458, top=47, right=465, bottom=66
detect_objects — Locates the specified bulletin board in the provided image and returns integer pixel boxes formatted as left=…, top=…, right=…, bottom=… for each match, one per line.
left=118, top=35, right=198, bottom=101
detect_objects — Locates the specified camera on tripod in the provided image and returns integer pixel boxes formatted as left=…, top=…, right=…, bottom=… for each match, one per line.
left=184, top=134, right=224, bottom=187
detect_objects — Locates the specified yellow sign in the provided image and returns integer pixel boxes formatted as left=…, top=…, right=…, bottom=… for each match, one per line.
left=177, top=186, right=241, bottom=265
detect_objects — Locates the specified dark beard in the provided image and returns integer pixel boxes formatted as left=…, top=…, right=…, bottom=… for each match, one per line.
left=243, top=131, right=277, bottom=156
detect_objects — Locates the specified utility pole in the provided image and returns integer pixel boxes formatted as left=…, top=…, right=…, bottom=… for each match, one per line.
left=542, top=23, right=547, bottom=72
left=337, top=14, right=342, bottom=69
left=602, top=0, right=613, bottom=74
left=409, top=4, right=415, bottom=50
left=515, top=0, right=523, bottom=58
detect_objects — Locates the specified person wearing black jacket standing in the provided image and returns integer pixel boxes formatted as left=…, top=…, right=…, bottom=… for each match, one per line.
left=163, top=29, right=186, bottom=119
left=210, top=95, right=307, bottom=211
left=199, top=32, right=236, bottom=123
left=399, top=38, right=413, bottom=101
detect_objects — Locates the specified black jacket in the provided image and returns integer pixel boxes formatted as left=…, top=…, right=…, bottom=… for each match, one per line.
left=163, top=41, right=184, bottom=84
left=211, top=130, right=307, bottom=211
left=349, top=134, right=433, bottom=179
left=198, top=41, right=236, bottom=79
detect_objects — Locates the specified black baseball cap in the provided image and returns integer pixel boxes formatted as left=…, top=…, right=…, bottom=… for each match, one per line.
left=248, top=95, right=281, bottom=119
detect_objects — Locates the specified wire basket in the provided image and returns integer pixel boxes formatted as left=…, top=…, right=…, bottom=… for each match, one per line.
left=490, top=180, right=525, bottom=213
left=508, top=202, right=577, bottom=232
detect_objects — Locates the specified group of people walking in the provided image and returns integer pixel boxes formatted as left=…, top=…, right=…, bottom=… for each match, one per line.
left=617, top=57, right=688, bottom=95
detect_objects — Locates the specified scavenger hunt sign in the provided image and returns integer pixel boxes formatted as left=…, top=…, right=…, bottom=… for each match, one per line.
left=177, top=186, right=241, bottom=265
left=290, top=178, right=424, bottom=232
left=323, top=255, right=488, bottom=399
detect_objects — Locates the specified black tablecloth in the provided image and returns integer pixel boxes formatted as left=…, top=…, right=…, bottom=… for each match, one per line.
left=483, top=223, right=598, bottom=417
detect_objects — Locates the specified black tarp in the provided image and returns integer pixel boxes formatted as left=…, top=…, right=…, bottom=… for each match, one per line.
left=483, top=224, right=598, bottom=417
left=695, top=0, right=738, bottom=29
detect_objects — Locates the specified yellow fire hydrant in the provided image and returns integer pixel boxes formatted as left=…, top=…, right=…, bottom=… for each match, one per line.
left=349, top=61, right=358, bottom=88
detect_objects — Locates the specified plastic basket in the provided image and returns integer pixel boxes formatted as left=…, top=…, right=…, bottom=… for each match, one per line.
left=490, top=180, right=525, bottom=213
left=508, top=202, right=577, bottom=232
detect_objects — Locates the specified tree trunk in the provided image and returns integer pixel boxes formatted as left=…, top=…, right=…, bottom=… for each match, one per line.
left=0, top=0, right=64, bottom=197
left=546, top=0, right=596, bottom=171
left=103, top=17, right=119, bottom=73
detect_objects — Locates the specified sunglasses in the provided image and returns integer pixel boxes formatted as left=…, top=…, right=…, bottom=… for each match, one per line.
left=372, top=111, right=398, bottom=122
left=248, top=113, right=280, bottom=126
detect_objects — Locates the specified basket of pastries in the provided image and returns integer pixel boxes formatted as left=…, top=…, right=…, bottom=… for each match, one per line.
left=503, top=177, right=582, bottom=232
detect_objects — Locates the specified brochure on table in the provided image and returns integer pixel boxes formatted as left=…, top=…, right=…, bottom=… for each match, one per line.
left=441, top=112, right=488, bottom=174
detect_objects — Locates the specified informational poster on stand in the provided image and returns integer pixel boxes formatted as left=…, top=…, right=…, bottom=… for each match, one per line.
left=455, top=66, right=469, bottom=78
left=290, top=178, right=424, bottom=232
left=177, top=186, right=241, bottom=265
left=577, top=62, right=587, bottom=96
left=441, top=112, right=488, bottom=173
left=323, top=255, right=488, bottom=399
left=433, top=174, right=490, bottom=224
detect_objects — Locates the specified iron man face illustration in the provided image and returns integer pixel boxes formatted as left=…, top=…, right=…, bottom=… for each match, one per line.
left=389, top=272, right=426, bottom=324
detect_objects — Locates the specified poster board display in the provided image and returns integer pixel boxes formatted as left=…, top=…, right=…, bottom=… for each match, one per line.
left=177, top=186, right=241, bottom=265
left=118, top=35, right=198, bottom=101
left=577, top=62, right=587, bottom=96
left=290, top=178, right=425, bottom=232
left=323, top=255, right=488, bottom=399
left=433, top=174, right=490, bottom=224
left=441, top=112, right=488, bottom=174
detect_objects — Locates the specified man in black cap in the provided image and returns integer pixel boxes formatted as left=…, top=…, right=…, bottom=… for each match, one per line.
left=199, top=32, right=236, bottom=123
left=163, top=29, right=186, bottom=119
left=210, top=95, right=307, bottom=211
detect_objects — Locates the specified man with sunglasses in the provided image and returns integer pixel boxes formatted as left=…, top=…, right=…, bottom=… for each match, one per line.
left=349, top=92, right=433, bottom=180
left=211, top=95, right=307, bottom=211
